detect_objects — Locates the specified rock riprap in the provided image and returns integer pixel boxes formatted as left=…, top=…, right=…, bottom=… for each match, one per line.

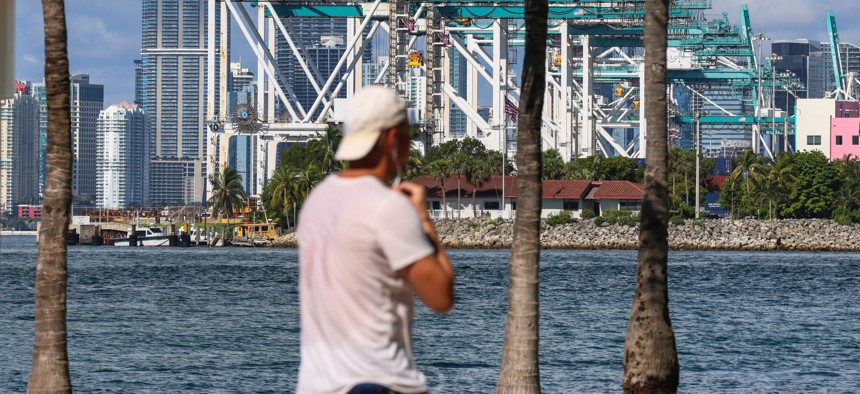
left=271, top=218, right=860, bottom=251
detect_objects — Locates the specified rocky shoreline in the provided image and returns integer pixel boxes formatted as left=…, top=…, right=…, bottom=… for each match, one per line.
left=271, top=218, right=860, bottom=252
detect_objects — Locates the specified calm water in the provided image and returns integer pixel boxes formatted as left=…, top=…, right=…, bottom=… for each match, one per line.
left=1, top=234, right=859, bottom=392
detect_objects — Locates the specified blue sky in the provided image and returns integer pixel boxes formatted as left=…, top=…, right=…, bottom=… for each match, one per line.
left=13, top=0, right=860, bottom=106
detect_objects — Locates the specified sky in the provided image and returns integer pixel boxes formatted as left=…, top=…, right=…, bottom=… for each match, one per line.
left=12, top=0, right=860, bottom=106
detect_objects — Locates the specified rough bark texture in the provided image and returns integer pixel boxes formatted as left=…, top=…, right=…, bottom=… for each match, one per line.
left=621, top=0, right=680, bottom=393
left=496, top=0, right=547, bottom=391
left=28, top=1, right=73, bottom=393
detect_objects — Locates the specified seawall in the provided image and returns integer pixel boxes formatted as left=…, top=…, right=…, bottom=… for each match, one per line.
left=271, top=218, right=860, bottom=252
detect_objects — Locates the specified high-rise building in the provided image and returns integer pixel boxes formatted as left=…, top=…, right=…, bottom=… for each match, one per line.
left=0, top=81, right=40, bottom=214
left=772, top=40, right=826, bottom=110
left=821, top=41, right=860, bottom=95
left=447, top=51, right=469, bottom=139
left=32, top=74, right=104, bottom=200
left=140, top=0, right=225, bottom=205
left=96, top=102, right=147, bottom=209
left=275, top=18, right=373, bottom=121
left=134, top=59, right=144, bottom=106
left=228, top=62, right=256, bottom=195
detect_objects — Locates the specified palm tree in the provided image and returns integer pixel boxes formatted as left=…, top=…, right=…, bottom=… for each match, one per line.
left=835, top=155, right=860, bottom=210
left=668, top=146, right=683, bottom=198
left=680, top=149, right=696, bottom=205
left=292, top=165, right=323, bottom=224
left=427, top=159, right=450, bottom=219
left=449, top=152, right=469, bottom=219
left=29, top=0, right=73, bottom=391
left=496, top=0, right=547, bottom=390
left=207, top=166, right=247, bottom=220
left=308, top=126, right=342, bottom=174
left=266, top=163, right=300, bottom=229
left=622, top=0, right=679, bottom=392
left=467, top=159, right=492, bottom=217
left=757, top=154, right=797, bottom=220
left=405, top=148, right=425, bottom=180
left=729, top=149, right=760, bottom=215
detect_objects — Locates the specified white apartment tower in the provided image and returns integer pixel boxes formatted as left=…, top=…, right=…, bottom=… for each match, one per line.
left=96, top=102, right=147, bottom=209
left=0, top=82, right=40, bottom=213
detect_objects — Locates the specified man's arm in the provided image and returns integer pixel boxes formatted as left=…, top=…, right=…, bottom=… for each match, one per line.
left=396, top=182, right=455, bottom=313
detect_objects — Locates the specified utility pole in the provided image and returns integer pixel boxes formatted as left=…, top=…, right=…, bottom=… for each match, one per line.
left=694, top=111, right=701, bottom=219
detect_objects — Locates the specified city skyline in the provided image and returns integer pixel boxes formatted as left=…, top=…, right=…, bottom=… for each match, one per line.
left=12, top=1, right=860, bottom=106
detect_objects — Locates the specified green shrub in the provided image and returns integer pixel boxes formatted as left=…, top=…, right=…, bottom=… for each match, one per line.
left=546, top=210, right=573, bottom=226
left=832, top=207, right=860, bottom=224
left=581, top=209, right=597, bottom=219
left=670, top=203, right=695, bottom=219
left=601, top=209, right=640, bottom=226
left=593, top=216, right=606, bottom=226
left=670, top=215, right=685, bottom=225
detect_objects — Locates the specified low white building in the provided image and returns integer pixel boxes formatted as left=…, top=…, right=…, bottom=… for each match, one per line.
left=411, top=175, right=644, bottom=219
left=795, top=99, right=860, bottom=157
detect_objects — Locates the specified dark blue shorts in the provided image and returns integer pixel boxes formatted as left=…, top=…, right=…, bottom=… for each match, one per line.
left=347, top=383, right=427, bottom=394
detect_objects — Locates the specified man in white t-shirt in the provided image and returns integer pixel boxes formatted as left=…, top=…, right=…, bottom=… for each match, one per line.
left=297, top=86, right=455, bottom=394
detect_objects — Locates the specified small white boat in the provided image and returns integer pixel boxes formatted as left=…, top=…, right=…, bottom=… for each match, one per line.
left=113, top=227, right=171, bottom=247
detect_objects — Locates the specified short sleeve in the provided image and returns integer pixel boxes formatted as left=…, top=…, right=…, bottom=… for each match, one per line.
left=375, top=193, right=436, bottom=271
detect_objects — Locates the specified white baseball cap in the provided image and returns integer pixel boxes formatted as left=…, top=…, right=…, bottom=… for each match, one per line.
left=335, top=85, right=408, bottom=161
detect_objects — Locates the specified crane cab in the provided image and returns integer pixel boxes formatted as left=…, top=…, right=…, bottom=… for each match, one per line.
left=408, top=51, right=424, bottom=67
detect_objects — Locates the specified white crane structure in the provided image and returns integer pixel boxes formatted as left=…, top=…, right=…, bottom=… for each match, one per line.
left=203, top=0, right=803, bottom=196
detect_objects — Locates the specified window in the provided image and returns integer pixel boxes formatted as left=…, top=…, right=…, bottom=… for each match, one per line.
left=484, top=201, right=500, bottom=210
left=431, top=200, right=441, bottom=210
left=620, top=200, right=642, bottom=211
left=836, top=136, right=843, bottom=145
left=562, top=199, right=579, bottom=211
left=854, top=136, right=860, bottom=145
left=807, top=135, right=822, bottom=146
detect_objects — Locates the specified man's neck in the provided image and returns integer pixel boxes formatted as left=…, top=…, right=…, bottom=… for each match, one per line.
left=338, top=167, right=389, bottom=183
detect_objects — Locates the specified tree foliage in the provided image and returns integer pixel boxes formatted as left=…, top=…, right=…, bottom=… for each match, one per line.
left=783, top=151, right=840, bottom=218
left=207, top=166, right=247, bottom=219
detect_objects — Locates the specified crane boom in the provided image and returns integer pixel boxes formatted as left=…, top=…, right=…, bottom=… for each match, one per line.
left=827, top=10, right=844, bottom=99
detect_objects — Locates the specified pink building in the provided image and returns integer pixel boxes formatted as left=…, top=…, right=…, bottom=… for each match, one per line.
left=831, top=117, right=860, bottom=160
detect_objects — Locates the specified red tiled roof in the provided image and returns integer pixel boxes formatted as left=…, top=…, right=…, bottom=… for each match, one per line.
left=411, top=175, right=641, bottom=201
left=542, top=180, right=591, bottom=199
left=409, top=175, right=476, bottom=198
left=584, top=181, right=644, bottom=200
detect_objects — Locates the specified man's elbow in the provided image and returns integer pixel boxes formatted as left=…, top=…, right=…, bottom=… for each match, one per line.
left=427, top=295, right=454, bottom=314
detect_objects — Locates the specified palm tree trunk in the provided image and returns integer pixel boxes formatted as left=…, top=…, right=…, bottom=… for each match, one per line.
left=496, top=0, right=547, bottom=391
left=683, top=169, right=689, bottom=206
left=29, top=0, right=73, bottom=392
left=622, top=0, right=679, bottom=392
left=440, top=178, right=448, bottom=219
left=457, top=177, right=462, bottom=219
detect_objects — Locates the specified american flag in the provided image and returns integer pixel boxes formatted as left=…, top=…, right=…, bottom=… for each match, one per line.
left=504, top=97, right=518, bottom=121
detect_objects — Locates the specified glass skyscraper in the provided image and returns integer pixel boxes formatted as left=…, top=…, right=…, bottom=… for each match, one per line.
left=772, top=40, right=826, bottom=114
left=448, top=50, right=469, bottom=139
left=821, top=41, right=860, bottom=95
left=140, top=0, right=225, bottom=205
left=275, top=18, right=373, bottom=121
left=33, top=74, right=104, bottom=200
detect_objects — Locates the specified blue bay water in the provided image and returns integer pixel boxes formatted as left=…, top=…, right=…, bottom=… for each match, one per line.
left=1, top=234, right=859, bottom=392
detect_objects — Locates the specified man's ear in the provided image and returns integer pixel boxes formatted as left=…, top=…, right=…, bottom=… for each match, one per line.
left=386, top=127, right=399, bottom=147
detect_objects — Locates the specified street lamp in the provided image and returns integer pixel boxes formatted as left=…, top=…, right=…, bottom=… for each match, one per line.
left=752, top=34, right=769, bottom=154
left=767, top=53, right=783, bottom=156
left=780, top=71, right=796, bottom=153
